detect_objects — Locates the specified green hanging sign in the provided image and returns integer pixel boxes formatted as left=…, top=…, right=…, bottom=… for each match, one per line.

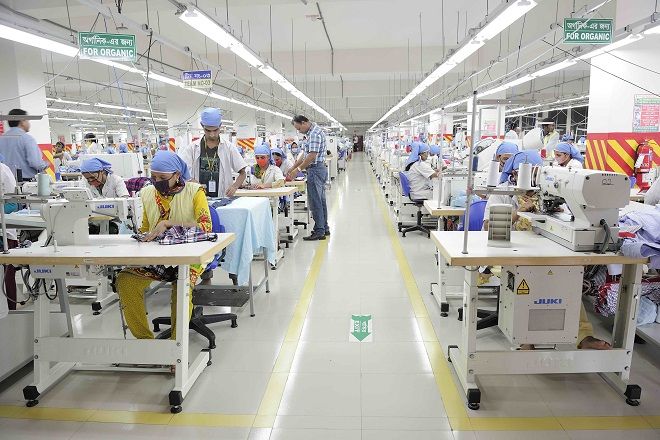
left=78, top=32, right=137, bottom=61
left=563, top=18, right=613, bottom=45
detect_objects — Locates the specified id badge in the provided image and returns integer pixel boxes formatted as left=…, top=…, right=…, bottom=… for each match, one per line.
left=208, top=179, right=217, bottom=194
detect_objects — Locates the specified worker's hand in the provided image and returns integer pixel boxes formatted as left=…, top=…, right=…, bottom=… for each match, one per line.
left=145, top=220, right=171, bottom=241
left=285, top=174, right=294, bottom=182
left=254, top=183, right=266, bottom=189
left=226, top=184, right=238, bottom=197
left=518, top=199, right=536, bottom=212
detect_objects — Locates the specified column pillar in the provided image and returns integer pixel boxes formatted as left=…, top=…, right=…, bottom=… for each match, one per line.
left=0, top=40, right=54, bottom=176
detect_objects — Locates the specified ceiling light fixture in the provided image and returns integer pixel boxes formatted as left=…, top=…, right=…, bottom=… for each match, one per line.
left=370, top=0, right=537, bottom=129
left=178, top=4, right=344, bottom=129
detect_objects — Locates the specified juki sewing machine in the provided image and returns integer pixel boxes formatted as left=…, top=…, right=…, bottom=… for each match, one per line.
left=498, top=166, right=630, bottom=346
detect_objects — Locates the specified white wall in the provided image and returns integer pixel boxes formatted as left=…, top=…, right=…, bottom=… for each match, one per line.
left=587, top=37, right=660, bottom=133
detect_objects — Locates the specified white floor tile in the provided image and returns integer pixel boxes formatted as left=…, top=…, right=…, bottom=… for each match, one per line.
left=475, top=431, right=570, bottom=440
left=273, top=415, right=361, bottom=430
left=468, top=375, right=553, bottom=418
left=269, top=428, right=361, bottom=440
left=369, top=317, right=423, bottom=342
left=291, top=341, right=361, bottom=373
left=361, top=373, right=446, bottom=418
left=361, top=416, right=451, bottom=431
left=300, top=317, right=351, bottom=342
left=247, top=428, right=272, bottom=440
left=70, top=422, right=167, bottom=439
left=360, top=296, right=415, bottom=318
left=0, top=419, right=84, bottom=439
left=159, top=426, right=250, bottom=440
left=361, top=342, right=431, bottom=373
left=205, top=340, right=281, bottom=373
left=182, top=371, right=271, bottom=414
left=362, top=430, right=455, bottom=440
left=278, top=373, right=361, bottom=416
left=565, top=429, right=659, bottom=440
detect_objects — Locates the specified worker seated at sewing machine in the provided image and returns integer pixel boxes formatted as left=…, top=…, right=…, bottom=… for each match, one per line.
left=404, top=141, right=441, bottom=200
left=250, top=143, right=285, bottom=189
left=116, top=151, right=211, bottom=342
left=495, top=142, right=519, bottom=171
left=483, top=151, right=543, bottom=231
left=483, top=155, right=622, bottom=350
left=80, top=158, right=130, bottom=234
left=553, top=142, right=584, bottom=169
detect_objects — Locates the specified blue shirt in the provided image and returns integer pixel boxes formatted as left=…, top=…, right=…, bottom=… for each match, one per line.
left=0, top=127, right=47, bottom=179
left=304, top=123, right=326, bottom=166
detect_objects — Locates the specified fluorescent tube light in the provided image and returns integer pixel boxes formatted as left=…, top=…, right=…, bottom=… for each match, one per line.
left=46, top=97, right=91, bottom=106
left=179, top=6, right=235, bottom=48
left=147, top=72, right=184, bottom=87
left=47, top=108, right=96, bottom=115
left=371, top=0, right=537, bottom=129
left=533, top=59, right=577, bottom=77
left=229, top=44, right=263, bottom=68
left=478, top=74, right=534, bottom=97
left=476, top=0, right=537, bottom=41
left=577, top=34, right=643, bottom=59
left=0, top=24, right=78, bottom=57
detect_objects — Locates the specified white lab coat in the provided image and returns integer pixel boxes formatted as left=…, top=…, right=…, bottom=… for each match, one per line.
left=0, top=163, right=17, bottom=241
left=252, top=164, right=285, bottom=187
left=484, top=181, right=517, bottom=227
left=407, top=160, right=436, bottom=200
left=278, top=158, right=294, bottom=176
left=178, top=138, right=248, bottom=197
left=87, top=173, right=130, bottom=198
left=555, top=158, right=583, bottom=169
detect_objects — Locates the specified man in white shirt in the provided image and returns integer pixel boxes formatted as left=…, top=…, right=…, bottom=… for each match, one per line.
left=178, top=108, right=247, bottom=197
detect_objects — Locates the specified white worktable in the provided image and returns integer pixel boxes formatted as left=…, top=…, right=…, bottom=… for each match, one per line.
left=0, top=234, right=234, bottom=413
left=431, top=230, right=646, bottom=410
left=236, top=187, right=297, bottom=266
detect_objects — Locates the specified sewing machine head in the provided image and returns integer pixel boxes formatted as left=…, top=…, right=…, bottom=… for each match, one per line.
left=531, top=166, right=630, bottom=251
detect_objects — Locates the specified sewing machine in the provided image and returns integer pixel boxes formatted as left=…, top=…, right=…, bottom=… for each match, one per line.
left=529, top=166, right=630, bottom=252
left=497, top=166, right=630, bottom=348
left=40, top=188, right=142, bottom=246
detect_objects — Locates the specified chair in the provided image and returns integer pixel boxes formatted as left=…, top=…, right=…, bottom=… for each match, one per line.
left=152, top=207, right=237, bottom=349
left=456, top=199, right=499, bottom=329
left=457, top=199, right=487, bottom=231
left=397, top=172, right=430, bottom=238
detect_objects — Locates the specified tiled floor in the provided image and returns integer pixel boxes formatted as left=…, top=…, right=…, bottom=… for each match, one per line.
left=0, top=155, right=659, bottom=439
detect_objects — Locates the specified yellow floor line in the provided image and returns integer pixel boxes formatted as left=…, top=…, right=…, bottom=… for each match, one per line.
left=253, top=183, right=342, bottom=427
left=370, top=172, right=659, bottom=432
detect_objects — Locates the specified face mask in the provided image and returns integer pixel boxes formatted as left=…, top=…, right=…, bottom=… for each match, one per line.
left=151, top=176, right=174, bottom=196
left=256, top=158, right=269, bottom=169
left=291, top=147, right=299, bottom=154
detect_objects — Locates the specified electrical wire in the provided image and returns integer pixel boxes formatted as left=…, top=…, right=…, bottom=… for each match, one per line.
left=0, top=12, right=109, bottom=103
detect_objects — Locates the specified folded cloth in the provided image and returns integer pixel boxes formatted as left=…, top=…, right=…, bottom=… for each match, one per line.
left=211, top=197, right=238, bottom=208
left=131, top=226, right=217, bottom=245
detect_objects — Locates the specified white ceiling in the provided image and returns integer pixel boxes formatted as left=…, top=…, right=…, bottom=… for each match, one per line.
left=0, top=0, right=623, bottom=126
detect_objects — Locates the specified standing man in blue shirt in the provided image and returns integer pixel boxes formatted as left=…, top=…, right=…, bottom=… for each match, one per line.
left=287, top=115, right=329, bottom=241
left=0, top=109, right=47, bottom=180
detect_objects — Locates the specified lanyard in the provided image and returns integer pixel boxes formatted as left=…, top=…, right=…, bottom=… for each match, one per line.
left=200, top=137, right=218, bottom=173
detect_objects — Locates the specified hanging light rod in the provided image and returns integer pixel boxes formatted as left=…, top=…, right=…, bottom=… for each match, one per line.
left=370, top=0, right=538, bottom=129
left=176, top=2, right=345, bottom=129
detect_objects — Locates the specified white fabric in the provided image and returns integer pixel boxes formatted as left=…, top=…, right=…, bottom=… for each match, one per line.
left=554, top=158, right=583, bottom=169
left=408, top=160, right=436, bottom=200
left=87, top=173, right=129, bottom=198
left=253, top=164, right=284, bottom=186
left=0, top=163, right=17, bottom=241
left=505, top=130, right=518, bottom=139
left=278, top=158, right=294, bottom=176
left=645, top=178, right=660, bottom=206
left=484, top=181, right=517, bottom=227
left=178, top=138, right=248, bottom=197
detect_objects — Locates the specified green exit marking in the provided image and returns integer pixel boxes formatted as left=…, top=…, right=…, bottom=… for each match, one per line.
left=563, top=18, right=613, bottom=45
left=78, top=32, right=137, bottom=62
left=350, top=314, right=372, bottom=342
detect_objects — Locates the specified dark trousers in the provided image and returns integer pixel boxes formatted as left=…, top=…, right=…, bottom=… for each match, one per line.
left=306, top=163, right=329, bottom=235
left=4, top=239, right=18, bottom=310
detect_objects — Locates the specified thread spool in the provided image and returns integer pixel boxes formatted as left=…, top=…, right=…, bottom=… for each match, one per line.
left=37, top=173, right=51, bottom=197
left=517, top=162, right=532, bottom=190
left=486, top=159, right=500, bottom=187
